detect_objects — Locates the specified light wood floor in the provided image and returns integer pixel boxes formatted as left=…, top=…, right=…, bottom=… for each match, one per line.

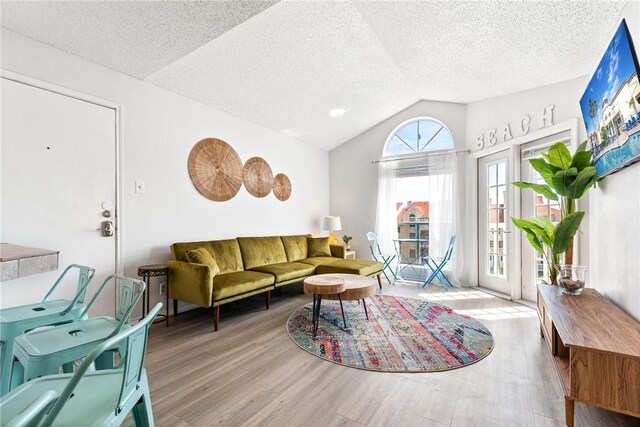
left=145, top=282, right=640, bottom=427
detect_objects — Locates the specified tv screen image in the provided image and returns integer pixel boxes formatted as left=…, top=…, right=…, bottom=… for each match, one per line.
left=580, top=19, right=640, bottom=177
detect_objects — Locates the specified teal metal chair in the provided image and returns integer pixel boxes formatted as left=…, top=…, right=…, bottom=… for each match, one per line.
left=422, top=235, right=456, bottom=290
left=0, top=264, right=95, bottom=396
left=8, top=274, right=145, bottom=391
left=367, top=232, right=396, bottom=284
left=0, top=303, right=162, bottom=427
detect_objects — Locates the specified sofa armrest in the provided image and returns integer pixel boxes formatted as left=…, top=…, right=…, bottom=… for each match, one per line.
left=330, top=244, right=346, bottom=259
left=167, top=260, right=214, bottom=308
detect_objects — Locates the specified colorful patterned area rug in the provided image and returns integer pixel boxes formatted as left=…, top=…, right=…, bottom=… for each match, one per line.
left=287, top=295, right=494, bottom=372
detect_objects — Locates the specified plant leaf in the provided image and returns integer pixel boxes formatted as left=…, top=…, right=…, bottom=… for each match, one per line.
left=567, top=166, right=597, bottom=199
left=576, top=140, right=588, bottom=152
left=529, top=216, right=555, bottom=244
left=513, top=182, right=558, bottom=201
left=551, top=168, right=578, bottom=196
left=512, top=218, right=546, bottom=252
left=529, top=158, right=559, bottom=188
left=570, top=151, right=593, bottom=170
left=526, top=232, right=544, bottom=253
left=547, top=143, right=572, bottom=169
left=552, top=212, right=585, bottom=255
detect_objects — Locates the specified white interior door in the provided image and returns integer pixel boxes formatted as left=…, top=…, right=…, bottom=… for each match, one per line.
left=478, top=151, right=512, bottom=295
left=1, top=77, right=118, bottom=316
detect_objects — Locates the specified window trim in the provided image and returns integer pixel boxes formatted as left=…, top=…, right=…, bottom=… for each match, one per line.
left=383, top=116, right=455, bottom=159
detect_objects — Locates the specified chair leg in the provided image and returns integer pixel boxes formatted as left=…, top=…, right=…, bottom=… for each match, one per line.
left=173, top=299, right=178, bottom=317
left=265, top=290, right=271, bottom=310
left=213, top=306, right=220, bottom=332
left=132, top=388, right=155, bottom=427
left=376, top=274, right=383, bottom=290
left=0, top=340, right=13, bottom=395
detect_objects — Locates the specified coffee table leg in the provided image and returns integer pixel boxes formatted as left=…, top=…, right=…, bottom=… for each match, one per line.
left=363, top=299, right=369, bottom=320
left=313, top=294, right=322, bottom=338
left=338, top=294, right=348, bottom=329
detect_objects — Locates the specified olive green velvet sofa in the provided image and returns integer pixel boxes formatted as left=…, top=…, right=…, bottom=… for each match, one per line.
left=168, top=234, right=383, bottom=331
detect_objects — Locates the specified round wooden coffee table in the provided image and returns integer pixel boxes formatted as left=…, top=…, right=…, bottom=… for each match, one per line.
left=303, top=274, right=376, bottom=337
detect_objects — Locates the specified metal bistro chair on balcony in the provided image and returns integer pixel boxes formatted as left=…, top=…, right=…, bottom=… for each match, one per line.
left=0, top=303, right=162, bottom=427
left=367, top=232, right=396, bottom=284
left=422, top=235, right=456, bottom=291
left=0, top=264, right=95, bottom=396
left=8, top=274, right=145, bottom=391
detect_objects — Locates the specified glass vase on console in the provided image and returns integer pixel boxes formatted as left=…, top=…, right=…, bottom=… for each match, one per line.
left=557, top=265, right=587, bottom=295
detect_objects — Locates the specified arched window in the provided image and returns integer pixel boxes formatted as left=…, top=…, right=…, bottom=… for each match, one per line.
left=384, top=118, right=454, bottom=157
left=408, top=213, right=416, bottom=222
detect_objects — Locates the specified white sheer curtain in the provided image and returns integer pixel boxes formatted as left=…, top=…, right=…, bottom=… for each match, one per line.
left=426, top=153, right=463, bottom=286
left=374, top=162, right=398, bottom=254
left=375, top=152, right=464, bottom=286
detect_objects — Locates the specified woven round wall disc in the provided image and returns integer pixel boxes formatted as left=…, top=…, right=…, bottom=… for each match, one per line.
left=243, top=157, right=273, bottom=198
left=273, top=173, right=292, bottom=201
left=188, top=138, right=243, bottom=202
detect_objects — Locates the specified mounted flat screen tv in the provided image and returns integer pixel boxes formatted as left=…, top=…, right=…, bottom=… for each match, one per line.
left=580, top=19, right=640, bottom=177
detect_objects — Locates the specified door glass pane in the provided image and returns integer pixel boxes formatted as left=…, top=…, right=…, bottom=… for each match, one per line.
left=497, top=162, right=506, bottom=185
left=497, top=185, right=506, bottom=206
left=489, top=187, right=498, bottom=208
left=497, top=230, right=505, bottom=254
left=486, top=160, right=507, bottom=279
left=488, top=164, right=497, bottom=186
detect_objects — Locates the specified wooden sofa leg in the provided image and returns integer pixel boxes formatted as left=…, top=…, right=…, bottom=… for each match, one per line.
left=266, top=290, right=271, bottom=310
left=377, top=274, right=383, bottom=290
left=173, top=299, right=178, bottom=317
left=213, top=306, right=220, bottom=332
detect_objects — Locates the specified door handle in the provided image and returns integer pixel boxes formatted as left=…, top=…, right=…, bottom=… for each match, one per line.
left=96, top=221, right=114, bottom=237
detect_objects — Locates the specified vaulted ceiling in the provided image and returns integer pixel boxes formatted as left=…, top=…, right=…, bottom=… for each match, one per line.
left=1, top=1, right=628, bottom=150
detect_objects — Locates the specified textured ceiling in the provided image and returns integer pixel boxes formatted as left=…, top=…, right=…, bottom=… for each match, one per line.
left=0, top=0, right=628, bottom=150
left=0, top=1, right=278, bottom=79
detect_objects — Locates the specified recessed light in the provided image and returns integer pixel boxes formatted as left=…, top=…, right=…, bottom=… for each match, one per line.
left=329, top=108, right=348, bottom=118
left=281, top=128, right=304, bottom=137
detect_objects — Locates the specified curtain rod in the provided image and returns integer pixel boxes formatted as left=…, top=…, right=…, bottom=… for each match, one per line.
left=371, top=149, right=470, bottom=164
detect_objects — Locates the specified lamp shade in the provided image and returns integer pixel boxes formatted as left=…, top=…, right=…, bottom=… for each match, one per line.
left=322, top=216, right=342, bottom=231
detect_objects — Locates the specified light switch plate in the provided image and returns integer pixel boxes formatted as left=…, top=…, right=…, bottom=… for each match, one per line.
left=135, top=180, right=145, bottom=194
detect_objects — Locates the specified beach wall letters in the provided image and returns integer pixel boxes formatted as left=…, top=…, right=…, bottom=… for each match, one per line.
left=475, top=105, right=555, bottom=150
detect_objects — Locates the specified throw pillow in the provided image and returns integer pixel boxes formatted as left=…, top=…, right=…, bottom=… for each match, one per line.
left=307, top=237, right=332, bottom=257
left=186, top=247, right=220, bottom=275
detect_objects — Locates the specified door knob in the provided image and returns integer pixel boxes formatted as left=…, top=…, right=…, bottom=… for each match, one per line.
left=97, top=221, right=114, bottom=237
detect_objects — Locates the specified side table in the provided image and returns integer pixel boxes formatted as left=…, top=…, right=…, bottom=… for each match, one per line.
left=137, top=264, right=169, bottom=326
left=345, top=250, right=356, bottom=259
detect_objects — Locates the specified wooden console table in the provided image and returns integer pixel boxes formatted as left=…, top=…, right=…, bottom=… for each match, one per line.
left=537, top=284, right=640, bottom=426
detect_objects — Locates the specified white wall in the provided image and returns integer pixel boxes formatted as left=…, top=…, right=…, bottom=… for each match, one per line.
left=466, top=0, right=640, bottom=320
left=329, top=100, right=467, bottom=277
left=588, top=0, right=640, bottom=321
left=0, top=29, right=330, bottom=313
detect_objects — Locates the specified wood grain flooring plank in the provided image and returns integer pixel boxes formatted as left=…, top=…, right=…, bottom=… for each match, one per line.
left=144, top=283, right=639, bottom=427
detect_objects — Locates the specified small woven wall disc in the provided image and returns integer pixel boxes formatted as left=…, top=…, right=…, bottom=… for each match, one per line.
left=243, top=157, right=273, bottom=198
left=273, top=173, right=292, bottom=201
left=188, top=138, right=243, bottom=202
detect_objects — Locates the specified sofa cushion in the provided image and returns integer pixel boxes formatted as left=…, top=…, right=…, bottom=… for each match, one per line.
left=316, top=259, right=383, bottom=276
left=250, top=262, right=315, bottom=283
left=307, top=237, right=331, bottom=257
left=280, top=234, right=311, bottom=262
left=185, top=247, right=220, bottom=275
left=212, top=271, right=275, bottom=301
left=298, top=257, right=340, bottom=267
left=237, top=236, right=288, bottom=270
left=171, top=239, right=243, bottom=274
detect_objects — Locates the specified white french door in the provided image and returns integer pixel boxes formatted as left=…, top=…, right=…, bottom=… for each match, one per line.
left=478, top=151, right=512, bottom=295
left=1, top=76, right=119, bottom=316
